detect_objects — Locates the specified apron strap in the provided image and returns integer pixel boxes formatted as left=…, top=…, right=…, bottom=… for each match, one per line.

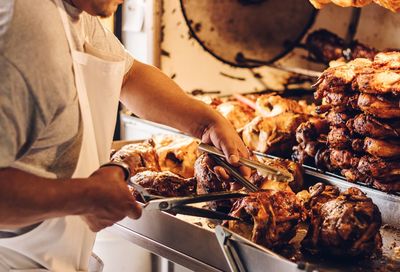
left=54, top=0, right=76, bottom=51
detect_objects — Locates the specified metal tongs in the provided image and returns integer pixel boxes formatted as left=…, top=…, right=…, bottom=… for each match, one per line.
left=129, top=181, right=247, bottom=221
left=198, top=143, right=293, bottom=184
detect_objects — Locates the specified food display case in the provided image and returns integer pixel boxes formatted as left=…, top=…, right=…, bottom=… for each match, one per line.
left=113, top=1, right=400, bottom=271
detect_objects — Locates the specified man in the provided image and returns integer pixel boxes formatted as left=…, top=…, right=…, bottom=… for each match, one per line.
left=0, top=0, right=249, bottom=271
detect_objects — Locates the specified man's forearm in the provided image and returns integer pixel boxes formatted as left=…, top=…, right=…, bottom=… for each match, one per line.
left=0, top=168, right=88, bottom=228
left=120, top=61, right=223, bottom=138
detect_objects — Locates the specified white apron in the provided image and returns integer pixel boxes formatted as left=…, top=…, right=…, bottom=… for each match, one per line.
left=0, top=0, right=126, bottom=271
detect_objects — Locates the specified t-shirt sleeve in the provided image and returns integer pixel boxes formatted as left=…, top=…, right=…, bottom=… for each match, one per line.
left=0, top=56, right=46, bottom=167
left=86, top=16, right=134, bottom=74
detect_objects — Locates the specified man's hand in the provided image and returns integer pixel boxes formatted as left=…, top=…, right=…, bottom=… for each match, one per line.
left=82, top=166, right=141, bottom=232
left=201, top=115, right=251, bottom=179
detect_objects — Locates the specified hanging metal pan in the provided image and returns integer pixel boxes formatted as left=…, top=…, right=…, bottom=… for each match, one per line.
left=180, top=0, right=317, bottom=68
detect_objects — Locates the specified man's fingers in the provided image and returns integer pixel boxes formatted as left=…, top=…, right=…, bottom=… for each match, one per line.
left=239, top=165, right=252, bottom=179
left=219, top=141, right=241, bottom=166
left=214, top=166, right=230, bottom=180
left=127, top=201, right=142, bottom=220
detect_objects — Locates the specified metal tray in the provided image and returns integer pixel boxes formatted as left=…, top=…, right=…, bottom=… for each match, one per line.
left=110, top=137, right=400, bottom=272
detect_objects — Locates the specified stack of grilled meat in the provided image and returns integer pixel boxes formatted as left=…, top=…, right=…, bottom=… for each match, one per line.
left=305, top=29, right=378, bottom=65
left=312, top=52, right=400, bottom=192
left=302, top=183, right=382, bottom=257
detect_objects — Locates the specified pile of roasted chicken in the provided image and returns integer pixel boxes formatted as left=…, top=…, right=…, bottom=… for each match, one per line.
left=111, top=136, right=383, bottom=258
left=307, top=52, right=400, bottom=192
left=309, top=0, right=400, bottom=12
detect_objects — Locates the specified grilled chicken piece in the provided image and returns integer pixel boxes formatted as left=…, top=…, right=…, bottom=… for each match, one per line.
left=355, top=70, right=400, bottom=95
left=295, top=118, right=329, bottom=144
left=255, top=94, right=315, bottom=117
left=327, top=127, right=352, bottom=149
left=305, top=29, right=377, bottom=64
left=216, top=101, right=255, bottom=130
left=256, top=157, right=304, bottom=193
left=373, top=51, right=400, bottom=69
left=363, top=137, right=400, bottom=158
left=131, top=170, right=196, bottom=198
left=372, top=179, right=400, bottom=192
left=242, top=113, right=308, bottom=155
left=302, top=184, right=382, bottom=257
left=314, top=58, right=372, bottom=99
left=111, top=140, right=161, bottom=175
left=153, top=135, right=200, bottom=178
left=372, top=0, right=400, bottom=12
left=322, top=92, right=359, bottom=111
left=341, top=168, right=369, bottom=183
left=227, top=190, right=307, bottom=249
left=346, top=114, right=400, bottom=139
left=326, top=110, right=354, bottom=128
left=329, top=149, right=360, bottom=170
left=293, top=118, right=329, bottom=165
left=304, top=183, right=340, bottom=210
left=309, top=0, right=400, bottom=12
left=194, top=154, right=232, bottom=212
left=357, top=155, right=400, bottom=179
left=357, top=93, right=400, bottom=119
left=309, top=0, right=372, bottom=9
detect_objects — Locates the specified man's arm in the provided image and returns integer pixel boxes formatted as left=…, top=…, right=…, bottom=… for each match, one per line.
left=0, top=166, right=141, bottom=231
left=120, top=60, right=250, bottom=170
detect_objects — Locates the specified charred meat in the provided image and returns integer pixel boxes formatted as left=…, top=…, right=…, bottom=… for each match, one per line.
left=153, top=135, right=200, bottom=178
left=111, top=140, right=161, bottom=175
left=216, top=101, right=255, bottom=130
left=357, top=93, right=400, bottom=119
left=227, top=190, right=307, bottom=249
left=302, top=183, right=382, bottom=258
left=346, top=114, right=400, bottom=139
left=194, top=154, right=232, bottom=212
left=305, top=29, right=377, bottom=64
left=131, top=170, right=196, bottom=198
left=242, top=113, right=308, bottom=156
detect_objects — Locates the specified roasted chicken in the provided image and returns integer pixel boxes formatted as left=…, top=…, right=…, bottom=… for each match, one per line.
left=194, top=154, right=233, bottom=212
left=131, top=170, right=196, bottom=198
left=309, top=0, right=372, bottom=9
left=216, top=101, right=255, bottom=130
left=153, top=135, right=200, bottom=178
left=329, top=149, right=360, bottom=170
left=313, top=51, right=400, bottom=193
left=302, top=183, right=382, bottom=257
left=363, top=137, right=400, bottom=158
left=111, top=140, right=161, bottom=175
left=255, top=94, right=315, bottom=118
left=346, top=114, right=400, bottom=139
left=357, top=155, right=400, bottom=179
left=255, top=157, right=304, bottom=193
left=309, top=0, right=400, bottom=12
left=326, top=110, right=353, bottom=128
left=227, top=190, right=307, bottom=249
left=305, top=29, right=378, bottom=64
left=242, top=113, right=308, bottom=156
left=357, top=93, right=400, bottom=119
left=314, top=58, right=372, bottom=99
left=292, top=118, right=329, bottom=165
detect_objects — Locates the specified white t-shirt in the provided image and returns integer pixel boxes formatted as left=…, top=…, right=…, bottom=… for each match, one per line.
left=0, top=0, right=134, bottom=236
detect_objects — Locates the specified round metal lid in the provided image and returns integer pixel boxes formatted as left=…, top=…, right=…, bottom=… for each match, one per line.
left=180, top=0, right=317, bottom=68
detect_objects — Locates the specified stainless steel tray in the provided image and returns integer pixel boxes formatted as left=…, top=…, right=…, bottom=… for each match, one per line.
left=114, top=116, right=400, bottom=271
left=112, top=170, right=400, bottom=272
